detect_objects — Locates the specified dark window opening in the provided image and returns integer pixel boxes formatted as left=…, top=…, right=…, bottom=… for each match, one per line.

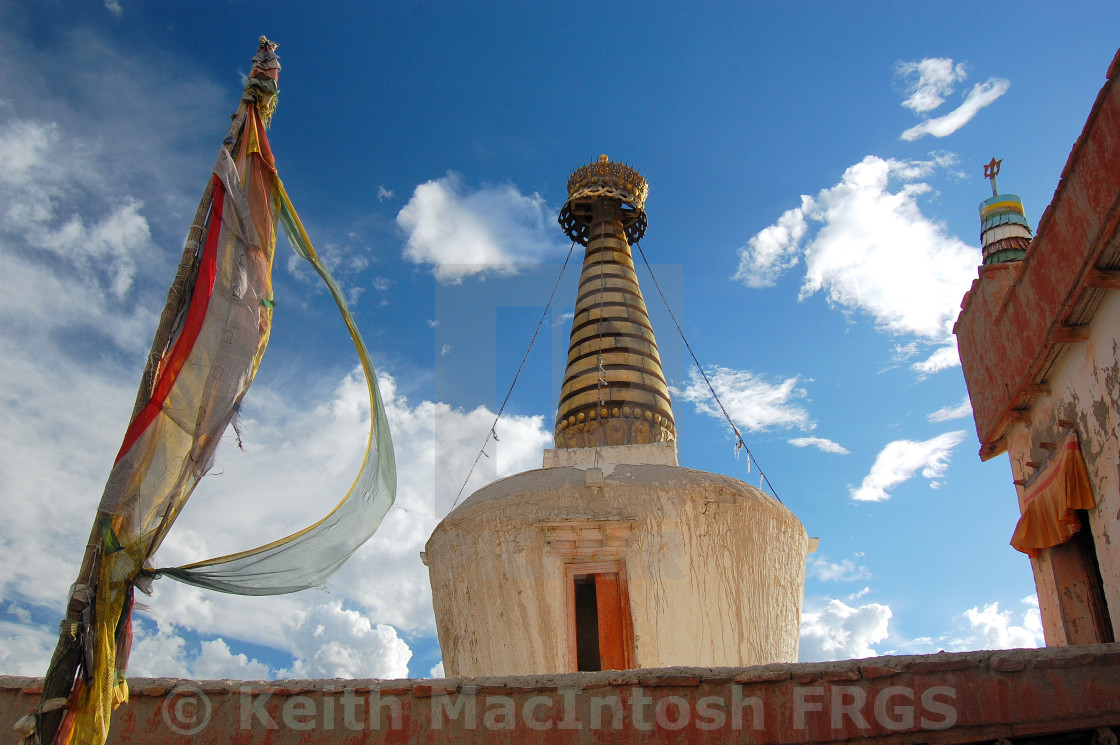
left=574, top=575, right=601, bottom=671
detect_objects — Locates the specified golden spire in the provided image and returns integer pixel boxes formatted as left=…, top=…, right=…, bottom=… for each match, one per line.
left=554, top=155, right=675, bottom=448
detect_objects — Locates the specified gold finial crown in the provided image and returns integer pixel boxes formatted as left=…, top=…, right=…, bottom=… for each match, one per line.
left=559, top=155, right=649, bottom=245
left=565, top=157, right=649, bottom=210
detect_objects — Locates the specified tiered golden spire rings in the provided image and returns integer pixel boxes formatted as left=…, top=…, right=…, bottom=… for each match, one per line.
left=559, top=155, right=649, bottom=246
left=553, top=156, right=674, bottom=449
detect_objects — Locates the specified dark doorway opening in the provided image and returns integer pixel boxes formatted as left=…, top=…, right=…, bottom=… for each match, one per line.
left=574, top=575, right=601, bottom=671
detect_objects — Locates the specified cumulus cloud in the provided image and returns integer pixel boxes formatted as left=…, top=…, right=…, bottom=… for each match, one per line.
left=896, top=58, right=968, bottom=113
left=850, top=431, right=967, bottom=502
left=901, top=78, right=1010, bottom=141
left=397, top=172, right=563, bottom=284
left=676, top=367, right=812, bottom=433
left=891, top=595, right=1045, bottom=655
left=278, top=601, right=412, bottom=679
left=800, top=598, right=892, bottom=661
left=128, top=625, right=273, bottom=680
left=962, top=598, right=1044, bottom=650
left=808, top=557, right=871, bottom=583
left=928, top=397, right=973, bottom=423
left=735, top=155, right=977, bottom=373
left=788, top=436, right=849, bottom=454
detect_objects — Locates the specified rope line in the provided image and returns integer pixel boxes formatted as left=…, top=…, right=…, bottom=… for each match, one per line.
left=451, top=242, right=577, bottom=509
left=632, top=241, right=782, bottom=503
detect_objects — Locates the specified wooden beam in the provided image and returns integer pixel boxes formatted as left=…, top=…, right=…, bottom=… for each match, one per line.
left=1009, top=409, right=1032, bottom=425
left=1086, top=267, right=1120, bottom=289
left=980, top=437, right=1007, bottom=461
left=1053, top=324, right=1091, bottom=343
left=1022, top=383, right=1051, bottom=397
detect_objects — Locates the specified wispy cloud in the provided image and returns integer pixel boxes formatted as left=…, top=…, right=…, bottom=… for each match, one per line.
left=928, top=397, right=973, bottom=423
left=676, top=367, right=812, bottom=433
left=735, top=155, right=976, bottom=373
left=789, top=436, right=849, bottom=454
left=397, top=172, right=562, bottom=284
left=732, top=198, right=810, bottom=288
left=896, top=58, right=968, bottom=114
left=850, top=431, right=967, bottom=502
left=376, top=185, right=394, bottom=202
left=901, top=78, right=1010, bottom=141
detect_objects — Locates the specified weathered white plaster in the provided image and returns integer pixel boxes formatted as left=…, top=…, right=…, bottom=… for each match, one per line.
left=426, top=464, right=808, bottom=677
left=1017, top=289, right=1120, bottom=642
left=542, top=442, right=679, bottom=469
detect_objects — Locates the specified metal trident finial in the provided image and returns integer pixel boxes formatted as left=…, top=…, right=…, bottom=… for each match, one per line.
left=984, top=157, right=1003, bottom=198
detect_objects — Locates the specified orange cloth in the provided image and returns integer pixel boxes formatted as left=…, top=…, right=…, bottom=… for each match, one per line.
left=1010, top=433, right=1096, bottom=557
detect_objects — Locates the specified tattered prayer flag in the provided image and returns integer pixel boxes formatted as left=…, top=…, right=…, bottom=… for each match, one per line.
left=32, top=38, right=395, bottom=745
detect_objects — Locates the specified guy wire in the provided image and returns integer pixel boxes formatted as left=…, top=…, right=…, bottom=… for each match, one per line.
left=451, top=242, right=577, bottom=509
left=632, top=241, right=782, bottom=503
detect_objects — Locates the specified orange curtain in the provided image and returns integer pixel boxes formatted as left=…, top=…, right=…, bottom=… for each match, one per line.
left=1010, top=432, right=1096, bottom=557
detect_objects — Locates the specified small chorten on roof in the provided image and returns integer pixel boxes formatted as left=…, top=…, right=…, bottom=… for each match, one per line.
left=979, top=157, right=1032, bottom=265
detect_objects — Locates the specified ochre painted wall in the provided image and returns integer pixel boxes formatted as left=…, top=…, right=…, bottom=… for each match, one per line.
left=4, top=645, right=1120, bottom=744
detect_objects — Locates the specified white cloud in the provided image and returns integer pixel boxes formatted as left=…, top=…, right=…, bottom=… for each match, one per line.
left=910, top=342, right=962, bottom=376
left=372, top=276, right=392, bottom=291
left=809, top=557, right=871, bottom=583
left=896, top=58, right=968, bottom=114
left=735, top=155, right=977, bottom=373
left=277, top=601, right=412, bottom=679
left=0, top=619, right=56, bottom=676
left=788, top=436, right=849, bottom=454
left=104, top=0, right=123, bottom=15
left=732, top=198, right=810, bottom=287
left=889, top=595, right=1045, bottom=655
left=928, top=397, right=973, bottom=423
left=962, top=599, right=1044, bottom=650
left=397, top=172, right=562, bottom=284
left=129, top=626, right=273, bottom=680
left=901, top=78, right=1010, bottom=141
left=429, top=661, right=445, bottom=678
left=850, top=431, right=967, bottom=502
left=800, top=598, right=892, bottom=661
left=802, top=593, right=1044, bottom=662
left=0, top=118, right=153, bottom=300
left=676, top=367, right=812, bottom=433
left=376, top=185, right=394, bottom=202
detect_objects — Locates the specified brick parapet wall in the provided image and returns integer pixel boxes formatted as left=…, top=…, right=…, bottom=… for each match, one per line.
left=4, top=644, right=1119, bottom=744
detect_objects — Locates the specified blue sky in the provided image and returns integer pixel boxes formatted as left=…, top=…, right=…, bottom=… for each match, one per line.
left=2, top=1, right=1118, bottom=679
